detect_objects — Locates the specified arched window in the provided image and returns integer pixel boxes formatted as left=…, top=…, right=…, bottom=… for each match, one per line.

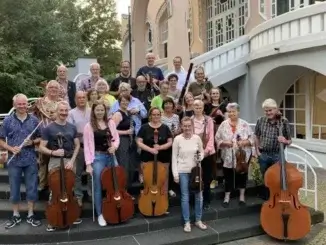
left=279, top=72, right=326, bottom=140
left=146, top=22, right=152, bottom=51
left=159, top=10, right=168, bottom=58
left=205, top=0, right=249, bottom=51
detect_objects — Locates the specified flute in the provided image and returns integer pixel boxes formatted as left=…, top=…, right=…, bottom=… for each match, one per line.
left=6, top=121, right=43, bottom=165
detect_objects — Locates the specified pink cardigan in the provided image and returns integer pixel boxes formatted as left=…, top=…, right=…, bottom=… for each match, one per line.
left=193, top=116, right=215, bottom=156
left=83, top=120, right=120, bottom=165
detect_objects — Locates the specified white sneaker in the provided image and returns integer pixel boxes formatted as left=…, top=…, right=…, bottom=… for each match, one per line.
left=97, top=214, right=107, bottom=227
left=184, top=222, right=191, bottom=232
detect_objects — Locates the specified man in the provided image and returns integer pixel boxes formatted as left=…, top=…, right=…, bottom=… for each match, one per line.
left=165, top=56, right=194, bottom=90
left=110, top=83, right=147, bottom=135
left=56, top=64, right=76, bottom=108
left=188, top=67, right=213, bottom=102
left=254, top=98, right=292, bottom=200
left=131, top=75, right=159, bottom=116
left=39, top=101, right=82, bottom=232
left=67, top=91, right=91, bottom=206
left=110, top=61, right=137, bottom=98
left=78, top=63, right=102, bottom=91
left=136, top=53, right=164, bottom=89
left=31, top=80, right=62, bottom=191
left=0, top=94, right=41, bottom=229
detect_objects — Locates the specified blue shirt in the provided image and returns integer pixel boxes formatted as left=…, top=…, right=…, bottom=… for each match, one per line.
left=136, top=66, right=164, bottom=81
left=0, top=114, right=40, bottom=167
left=109, top=96, right=147, bottom=134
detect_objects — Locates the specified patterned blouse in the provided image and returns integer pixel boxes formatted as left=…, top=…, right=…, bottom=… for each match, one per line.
left=215, top=118, right=254, bottom=169
left=161, top=114, right=179, bottom=135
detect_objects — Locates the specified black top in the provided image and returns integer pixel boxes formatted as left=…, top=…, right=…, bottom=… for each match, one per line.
left=204, top=103, right=225, bottom=125
left=94, top=128, right=109, bottom=152
left=67, top=80, right=76, bottom=109
left=110, top=75, right=137, bottom=95
left=137, top=123, right=172, bottom=163
left=116, top=110, right=131, bottom=131
left=178, top=110, right=194, bottom=121
left=131, top=88, right=160, bottom=111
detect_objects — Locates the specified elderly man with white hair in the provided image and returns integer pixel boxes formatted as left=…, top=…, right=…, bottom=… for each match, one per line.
left=78, top=63, right=103, bottom=91
left=56, top=64, right=76, bottom=108
left=0, top=94, right=42, bottom=229
left=254, top=98, right=292, bottom=200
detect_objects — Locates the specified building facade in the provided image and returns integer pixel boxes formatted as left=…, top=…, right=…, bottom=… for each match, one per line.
left=121, top=0, right=326, bottom=166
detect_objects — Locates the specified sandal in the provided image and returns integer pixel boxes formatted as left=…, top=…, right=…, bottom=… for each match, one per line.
left=195, top=221, right=207, bottom=230
left=184, top=222, right=191, bottom=232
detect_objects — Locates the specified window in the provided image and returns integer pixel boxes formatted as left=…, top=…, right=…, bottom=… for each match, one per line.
left=159, top=11, right=168, bottom=58
left=271, top=0, right=310, bottom=18
left=205, top=0, right=249, bottom=51
left=280, top=72, right=326, bottom=141
left=259, top=0, right=267, bottom=19
left=146, top=22, right=152, bottom=51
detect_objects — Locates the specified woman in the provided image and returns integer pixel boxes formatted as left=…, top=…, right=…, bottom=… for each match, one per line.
left=215, top=102, right=253, bottom=207
left=87, top=89, right=99, bottom=108
left=192, top=100, right=215, bottom=210
left=150, top=81, right=170, bottom=110
left=95, top=79, right=116, bottom=108
left=136, top=107, right=173, bottom=194
left=112, top=94, right=139, bottom=189
left=84, top=102, right=120, bottom=226
left=188, top=67, right=213, bottom=102
left=161, top=97, right=180, bottom=197
left=204, top=88, right=226, bottom=189
left=172, top=117, right=207, bottom=232
left=167, top=74, right=181, bottom=103
left=178, top=92, right=195, bottom=120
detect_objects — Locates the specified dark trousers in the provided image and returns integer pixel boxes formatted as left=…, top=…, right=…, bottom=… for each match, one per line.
left=223, top=167, right=247, bottom=192
left=202, top=155, right=212, bottom=205
left=168, top=161, right=177, bottom=192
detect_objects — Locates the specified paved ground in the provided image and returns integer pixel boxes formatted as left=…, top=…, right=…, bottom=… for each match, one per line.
left=222, top=167, right=326, bottom=245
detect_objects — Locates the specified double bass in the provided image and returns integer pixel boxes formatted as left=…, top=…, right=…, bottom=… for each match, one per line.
left=101, top=127, right=134, bottom=224
left=138, top=129, right=168, bottom=216
left=46, top=133, right=80, bottom=228
left=260, top=115, right=311, bottom=240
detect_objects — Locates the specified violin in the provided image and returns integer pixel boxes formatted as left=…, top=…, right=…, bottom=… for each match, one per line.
left=260, top=116, right=311, bottom=240
left=101, top=127, right=134, bottom=224
left=138, top=128, right=168, bottom=216
left=190, top=148, right=203, bottom=193
left=171, top=123, right=176, bottom=138
left=46, top=133, right=80, bottom=228
left=235, top=135, right=249, bottom=174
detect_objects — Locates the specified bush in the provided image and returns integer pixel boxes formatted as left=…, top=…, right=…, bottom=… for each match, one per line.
left=250, top=157, right=264, bottom=185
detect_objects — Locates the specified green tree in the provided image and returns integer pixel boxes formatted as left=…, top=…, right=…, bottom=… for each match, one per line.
left=0, top=0, right=84, bottom=111
left=78, top=0, right=122, bottom=77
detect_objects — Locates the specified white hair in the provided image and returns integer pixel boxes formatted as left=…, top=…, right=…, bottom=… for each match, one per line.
left=56, top=101, right=69, bottom=111
left=119, top=82, right=131, bottom=91
left=193, top=100, right=204, bottom=107
left=46, top=80, right=60, bottom=89
left=12, top=93, right=28, bottom=104
left=90, top=63, right=100, bottom=69
left=94, top=79, right=109, bottom=91
left=146, top=53, right=155, bottom=59
left=262, top=98, right=277, bottom=109
left=56, top=64, right=67, bottom=72
left=226, top=102, right=240, bottom=111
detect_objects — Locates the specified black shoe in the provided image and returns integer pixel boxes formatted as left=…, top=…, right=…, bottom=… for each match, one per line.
left=26, top=215, right=42, bottom=227
left=222, top=201, right=229, bottom=208
left=203, top=204, right=210, bottom=210
left=5, top=215, right=22, bottom=229
left=239, top=201, right=246, bottom=206
left=73, top=218, right=82, bottom=225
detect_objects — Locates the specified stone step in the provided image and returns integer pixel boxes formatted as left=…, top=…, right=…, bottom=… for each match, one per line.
left=0, top=208, right=323, bottom=244
left=0, top=196, right=263, bottom=220
left=0, top=180, right=262, bottom=202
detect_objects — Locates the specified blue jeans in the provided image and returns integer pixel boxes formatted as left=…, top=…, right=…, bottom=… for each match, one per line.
left=92, top=153, right=115, bottom=216
left=179, top=173, right=203, bottom=223
left=8, top=164, right=38, bottom=204
left=258, top=152, right=280, bottom=178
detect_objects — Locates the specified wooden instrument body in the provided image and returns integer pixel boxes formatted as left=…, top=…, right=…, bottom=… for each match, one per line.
left=101, top=166, right=134, bottom=224
left=138, top=160, right=168, bottom=216
left=261, top=162, right=311, bottom=240
left=235, top=148, right=248, bottom=173
left=46, top=168, right=80, bottom=228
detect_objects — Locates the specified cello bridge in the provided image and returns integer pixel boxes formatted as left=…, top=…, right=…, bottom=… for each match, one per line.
left=60, top=198, right=68, bottom=203
left=114, top=195, right=121, bottom=201
left=278, top=200, right=291, bottom=204
left=150, top=189, right=158, bottom=194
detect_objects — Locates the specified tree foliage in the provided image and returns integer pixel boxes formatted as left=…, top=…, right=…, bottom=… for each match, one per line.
left=0, top=0, right=121, bottom=112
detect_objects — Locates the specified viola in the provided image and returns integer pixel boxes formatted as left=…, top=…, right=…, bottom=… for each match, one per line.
left=101, top=127, right=134, bottom=224
left=235, top=135, right=249, bottom=174
left=138, top=128, right=168, bottom=216
left=260, top=117, right=311, bottom=240
left=190, top=149, right=203, bottom=193
left=46, top=133, right=80, bottom=228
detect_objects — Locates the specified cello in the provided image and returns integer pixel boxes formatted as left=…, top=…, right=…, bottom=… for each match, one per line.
left=260, top=115, right=311, bottom=240
left=101, top=127, right=134, bottom=224
left=46, top=133, right=80, bottom=228
left=138, top=128, right=168, bottom=216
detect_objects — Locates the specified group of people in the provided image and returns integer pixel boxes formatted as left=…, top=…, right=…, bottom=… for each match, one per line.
left=0, top=53, right=292, bottom=233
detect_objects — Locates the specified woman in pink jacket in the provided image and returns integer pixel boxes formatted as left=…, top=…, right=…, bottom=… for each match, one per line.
left=83, top=102, right=120, bottom=227
left=191, top=100, right=215, bottom=210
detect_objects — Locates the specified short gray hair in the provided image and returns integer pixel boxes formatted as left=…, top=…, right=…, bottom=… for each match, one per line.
left=13, top=93, right=28, bottom=104
left=226, top=102, right=240, bottom=111
left=56, top=101, right=69, bottom=111
left=119, top=82, right=131, bottom=91
left=262, top=98, right=277, bottom=109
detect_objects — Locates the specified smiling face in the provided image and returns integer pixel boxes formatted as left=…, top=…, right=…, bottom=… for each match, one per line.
left=181, top=119, right=193, bottom=135
left=193, top=102, right=204, bottom=115
left=119, top=97, right=130, bottom=110
left=96, top=81, right=108, bottom=93
left=184, top=93, right=194, bottom=106
left=47, top=82, right=59, bottom=98
left=210, top=88, right=220, bottom=102
left=94, top=104, right=106, bottom=120
left=56, top=102, right=69, bottom=121
left=150, top=108, right=161, bottom=123
left=14, top=96, right=28, bottom=115
left=76, top=92, right=86, bottom=107
left=264, top=107, right=278, bottom=119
